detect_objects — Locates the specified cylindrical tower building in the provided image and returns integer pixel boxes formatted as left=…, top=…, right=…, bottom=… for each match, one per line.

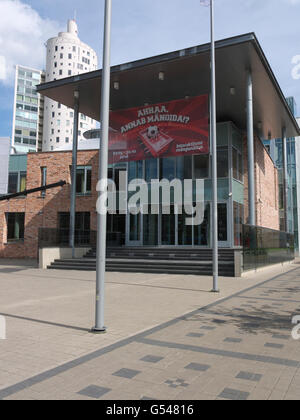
left=43, top=20, right=98, bottom=152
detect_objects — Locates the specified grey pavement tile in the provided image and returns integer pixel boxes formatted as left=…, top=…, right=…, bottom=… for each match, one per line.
left=200, top=326, right=216, bottom=331
left=185, top=363, right=210, bottom=372
left=165, top=379, right=189, bottom=388
left=186, top=333, right=205, bottom=338
left=113, top=368, right=141, bottom=379
left=218, top=388, right=250, bottom=401
left=272, top=334, right=290, bottom=341
left=224, top=338, right=242, bottom=343
left=265, top=343, right=284, bottom=349
left=236, top=371, right=262, bottom=382
left=78, top=385, right=111, bottom=399
left=140, top=355, right=164, bottom=364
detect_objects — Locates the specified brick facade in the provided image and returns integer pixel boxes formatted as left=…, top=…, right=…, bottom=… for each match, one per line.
left=0, top=150, right=99, bottom=259
left=243, top=135, right=280, bottom=230
left=0, top=134, right=280, bottom=259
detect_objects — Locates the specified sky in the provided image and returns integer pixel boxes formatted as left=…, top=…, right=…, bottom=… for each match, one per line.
left=0, top=0, right=300, bottom=138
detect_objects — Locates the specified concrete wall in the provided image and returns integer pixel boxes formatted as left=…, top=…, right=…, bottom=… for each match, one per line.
left=39, top=247, right=91, bottom=269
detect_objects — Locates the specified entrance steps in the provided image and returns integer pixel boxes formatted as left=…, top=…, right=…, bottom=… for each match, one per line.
left=47, top=247, right=235, bottom=277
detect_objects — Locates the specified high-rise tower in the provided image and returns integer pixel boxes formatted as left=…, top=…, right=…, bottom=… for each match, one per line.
left=42, top=20, right=98, bottom=152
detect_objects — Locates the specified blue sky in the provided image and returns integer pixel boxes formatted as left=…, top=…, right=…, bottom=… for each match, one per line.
left=1, top=0, right=300, bottom=138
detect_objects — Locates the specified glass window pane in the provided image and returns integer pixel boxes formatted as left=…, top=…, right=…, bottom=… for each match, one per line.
left=86, top=169, right=92, bottom=192
left=76, top=169, right=85, bottom=194
left=176, top=156, right=192, bottom=180
left=145, top=159, right=158, bottom=183
left=160, top=158, right=176, bottom=181
left=8, top=173, right=18, bottom=194
left=217, top=148, right=228, bottom=178
left=194, top=203, right=210, bottom=246
left=20, top=172, right=26, bottom=192
left=232, top=148, right=238, bottom=180
left=194, top=155, right=209, bottom=179
left=218, top=203, right=228, bottom=242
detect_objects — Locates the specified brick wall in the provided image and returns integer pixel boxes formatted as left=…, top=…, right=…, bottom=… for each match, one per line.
left=0, top=150, right=99, bottom=259
left=243, top=135, right=280, bottom=230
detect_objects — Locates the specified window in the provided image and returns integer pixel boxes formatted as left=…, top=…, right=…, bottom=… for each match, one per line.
left=68, top=70, right=72, bottom=76
left=74, top=166, right=92, bottom=195
left=59, top=70, right=63, bottom=76
left=73, top=46, right=76, bottom=52
left=55, top=46, right=58, bottom=52
left=65, top=137, right=69, bottom=143
left=194, top=155, right=209, bottom=179
left=7, top=213, right=25, bottom=242
left=41, top=167, right=47, bottom=197
left=217, top=148, right=229, bottom=178
left=68, top=54, right=72, bottom=59
left=232, top=147, right=243, bottom=182
left=60, top=53, right=63, bottom=59
left=52, top=112, right=55, bottom=118
left=8, top=172, right=26, bottom=194
left=56, top=137, right=60, bottom=143
left=54, top=62, right=57, bottom=68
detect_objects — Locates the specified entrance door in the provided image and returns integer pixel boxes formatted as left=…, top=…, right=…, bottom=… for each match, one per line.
left=218, top=203, right=230, bottom=248
left=126, top=212, right=143, bottom=246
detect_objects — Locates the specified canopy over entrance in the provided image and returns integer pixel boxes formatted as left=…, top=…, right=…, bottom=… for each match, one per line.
left=37, top=33, right=300, bottom=139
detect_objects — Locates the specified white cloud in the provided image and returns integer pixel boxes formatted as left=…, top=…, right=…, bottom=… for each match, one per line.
left=0, top=0, right=61, bottom=86
left=0, top=55, right=6, bottom=80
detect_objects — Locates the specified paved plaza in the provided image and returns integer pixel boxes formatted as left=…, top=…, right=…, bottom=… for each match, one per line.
left=0, top=260, right=300, bottom=400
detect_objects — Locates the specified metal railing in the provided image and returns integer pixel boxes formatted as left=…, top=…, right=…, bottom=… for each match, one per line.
left=38, top=228, right=125, bottom=248
left=243, top=224, right=294, bottom=271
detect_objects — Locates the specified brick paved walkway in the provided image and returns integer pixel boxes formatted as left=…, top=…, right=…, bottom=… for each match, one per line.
left=0, top=262, right=300, bottom=400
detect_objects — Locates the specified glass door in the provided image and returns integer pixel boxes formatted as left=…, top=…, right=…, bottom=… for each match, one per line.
left=218, top=203, right=229, bottom=248
left=127, top=212, right=143, bottom=246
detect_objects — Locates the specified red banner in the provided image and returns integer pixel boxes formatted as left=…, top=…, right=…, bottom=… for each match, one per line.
left=108, top=95, right=209, bottom=164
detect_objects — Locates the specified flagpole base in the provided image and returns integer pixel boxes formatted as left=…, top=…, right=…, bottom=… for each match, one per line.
left=90, top=327, right=107, bottom=334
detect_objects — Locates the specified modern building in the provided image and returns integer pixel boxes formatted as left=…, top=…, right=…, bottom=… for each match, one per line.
left=263, top=97, right=300, bottom=254
left=42, top=19, right=98, bottom=152
left=0, top=33, right=298, bottom=275
left=0, top=138, right=11, bottom=195
left=11, top=65, right=45, bottom=153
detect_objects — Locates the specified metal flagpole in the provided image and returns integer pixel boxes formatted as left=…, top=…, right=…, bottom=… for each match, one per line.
left=92, top=0, right=112, bottom=333
left=210, top=0, right=219, bottom=292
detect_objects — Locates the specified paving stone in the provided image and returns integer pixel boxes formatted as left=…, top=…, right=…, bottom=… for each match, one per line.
left=236, top=371, right=263, bottom=382
left=78, top=385, right=111, bottom=399
left=140, top=355, right=164, bottom=364
left=112, top=368, right=141, bottom=379
left=224, top=338, right=242, bottom=343
left=265, top=343, right=284, bottom=349
left=186, top=333, right=204, bottom=338
left=200, top=326, right=216, bottom=331
left=185, top=363, right=210, bottom=372
left=218, top=388, right=250, bottom=401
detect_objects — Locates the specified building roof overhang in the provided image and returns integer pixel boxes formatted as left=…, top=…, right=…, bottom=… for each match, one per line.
left=37, top=33, right=300, bottom=139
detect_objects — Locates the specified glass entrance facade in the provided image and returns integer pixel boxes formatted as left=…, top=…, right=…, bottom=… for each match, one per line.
left=110, top=122, right=244, bottom=248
